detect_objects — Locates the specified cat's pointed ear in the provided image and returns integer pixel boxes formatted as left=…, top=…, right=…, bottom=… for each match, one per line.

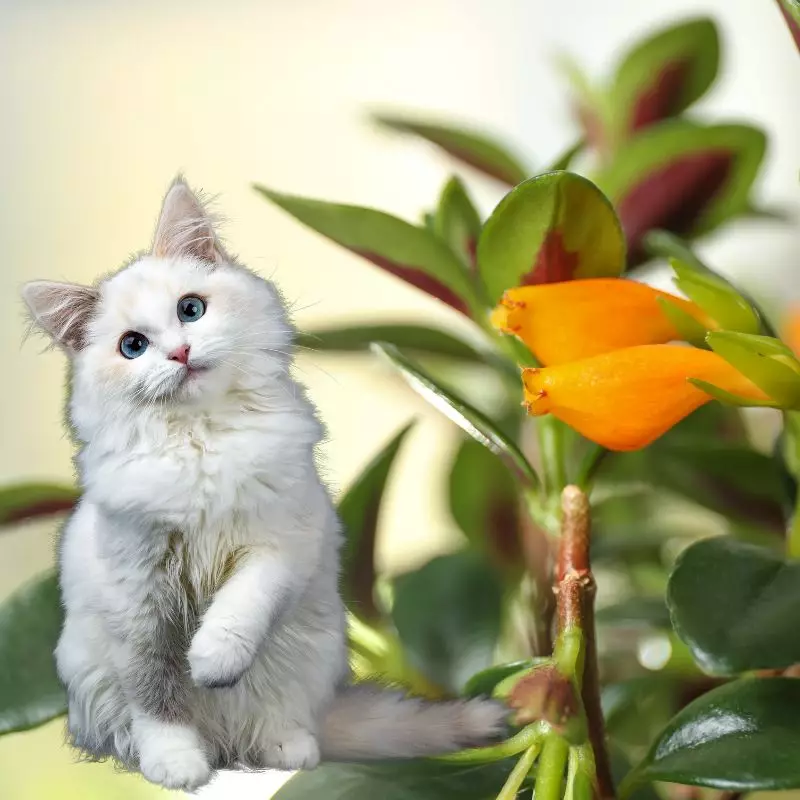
left=152, top=175, right=226, bottom=263
left=22, top=280, right=99, bottom=352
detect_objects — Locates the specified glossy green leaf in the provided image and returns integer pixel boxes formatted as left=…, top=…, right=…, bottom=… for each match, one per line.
left=339, top=425, right=413, bottom=623
left=706, top=331, right=800, bottom=406
left=274, top=757, right=516, bottom=800
left=463, top=660, right=539, bottom=698
left=668, top=537, right=800, bottom=674
left=372, top=343, right=539, bottom=489
left=391, top=551, right=504, bottom=693
left=0, top=572, right=66, bottom=735
left=448, top=438, right=522, bottom=571
left=296, top=324, right=486, bottom=363
left=671, top=260, right=760, bottom=334
left=373, top=113, right=529, bottom=186
left=611, top=18, right=720, bottom=138
left=628, top=678, right=800, bottom=791
left=477, top=171, right=626, bottom=304
left=597, top=121, right=766, bottom=264
left=0, top=483, right=78, bottom=528
left=434, top=176, right=482, bottom=270
left=254, top=186, right=478, bottom=315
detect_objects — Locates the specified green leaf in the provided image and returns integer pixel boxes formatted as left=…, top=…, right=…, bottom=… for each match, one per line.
left=706, top=331, right=800, bottom=407
left=477, top=171, right=626, bottom=304
left=373, top=113, right=529, bottom=186
left=655, top=296, right=709, bottom=345
left=274, top=757, right=516, bottom=800
left=0, top=572, right=66, bottom=735
left=391, top=551, right=504, bottom=693
left=689, top=378, right=778, bottom=408
left=434, top=176, right=482, bottom=270
left=596, top=597, right=671, bottom=629
left=339, top=424, right=413, bottom=623
left=671, top=260, right=760, bottom=334
left=0, top=483, right=78, bottom=527
left=667, top=537, right=800, bottom=674
left=628, top=678, right=800, bottom=791
left=642, top=229, right=706, bottom=270
left=254, top=186, right=478, bottom=315
left=611, top=18, right=720, bottom=139
left=597, top=121, right=767, bottom=265
left=372, top=343, right=539, bottom=489
left=556, top=54, right=613, bottom=155
left=296, top=324, right=487, bottom=363
left=448, top=438, right=522, bottom=570
left=463, top=659, right=539, bottom=698
left=547, top=140, right=586, bottom=172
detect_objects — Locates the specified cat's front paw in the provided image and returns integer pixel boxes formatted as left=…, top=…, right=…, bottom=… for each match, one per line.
left=263, top=728, right=320, bottom=771
left=188, top=623, right=256, bottom=688
left=138, top=722, right=212, bottom=791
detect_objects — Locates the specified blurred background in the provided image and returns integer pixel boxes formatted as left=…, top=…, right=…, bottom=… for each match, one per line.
left=1, top=0, right=797, bottom=797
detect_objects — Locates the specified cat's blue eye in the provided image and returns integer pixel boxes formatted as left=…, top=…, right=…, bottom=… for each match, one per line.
left=119, top=332, right=149, bottom=359
left=178, top=295, right=206, bottom=323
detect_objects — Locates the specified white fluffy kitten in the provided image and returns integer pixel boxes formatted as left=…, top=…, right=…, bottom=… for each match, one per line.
left=21, top=178, right=506, bottom=791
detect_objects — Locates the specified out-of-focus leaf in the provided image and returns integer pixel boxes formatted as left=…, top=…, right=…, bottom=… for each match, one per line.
left=0, top=572, right=66, bottom=735
left=642, top=229, right=706, bottom=270
left=434, top=177, right=482, bottom=270
left=463, top=659, right=539, bottom=698
left=611, top=18, right=720, bottom=138
left=448, top=438, right=522, bottom=571
left=373, top=113, right=529, bottom=186
left=668, top=537, right=800, bottom=674
left=338, top=425, right=413, bottom=623
left=596, top=121, right=766, bottom=264
left=596, top=597, right=671, bottom=629
left=547, top=140, right=586, bottom=172
left=477, top=171, right=626, bottom=304
left=557, top=54, right=613, bottom=155
left=610, top=744, right=662, bottom=800
left=296, top=324, right=486, bottom=363
left=604, top=677, right=679, bottom=752
left=777, top=0, right=800, bottom=51
left=254, top=186, right=478, bottom=315
left=391, top=551, right=504, bottom=693
left=273, top=757, right=516, bottom=800
left=627, top=679, right=800, bottom=791
left=0, top=484, right=78, bottom=528
left=373, top=343, right=539, bottom=489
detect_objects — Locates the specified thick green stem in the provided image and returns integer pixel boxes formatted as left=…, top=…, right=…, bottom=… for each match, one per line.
left=536, top=735, right=570, bottom=800
left=539, top=417, right=568, bottom=496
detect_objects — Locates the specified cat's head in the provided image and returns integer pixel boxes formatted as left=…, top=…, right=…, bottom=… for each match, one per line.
left=22, top=177, right=293, bottom=415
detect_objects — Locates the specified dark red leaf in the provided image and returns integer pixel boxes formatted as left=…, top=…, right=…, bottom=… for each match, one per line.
left=630, top=61, right=690, bottom=132
left=617, top=150, right=733, bottom=265
left=354, top=249, right=471, bottom=316
left=3, top=498, right=75, bottom=526
left=777, top=0, right=800, bottom=51
left=517, top=230, right=581, bottom=285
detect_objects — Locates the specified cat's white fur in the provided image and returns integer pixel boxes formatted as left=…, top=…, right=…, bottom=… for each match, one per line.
left=22, top=177, right=506, bottom=791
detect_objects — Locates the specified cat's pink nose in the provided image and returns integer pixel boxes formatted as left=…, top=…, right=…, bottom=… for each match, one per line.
left=168, top=344, right=191, bottom=365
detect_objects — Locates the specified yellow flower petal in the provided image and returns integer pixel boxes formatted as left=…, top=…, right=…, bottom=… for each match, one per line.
left=521, top=344, right=768, bottom=451
left=492, top=278, right=715, bottom=366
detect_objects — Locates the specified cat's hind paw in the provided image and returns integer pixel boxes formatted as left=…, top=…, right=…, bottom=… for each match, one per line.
left=188, top=623, right=255, bottom=688
left=262, top=728, right=320, bottom=771
left=138, top=722, right=212, bottom=791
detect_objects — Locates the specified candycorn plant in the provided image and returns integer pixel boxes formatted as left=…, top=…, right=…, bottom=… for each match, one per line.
left=1, top=9, right=798, bottom=800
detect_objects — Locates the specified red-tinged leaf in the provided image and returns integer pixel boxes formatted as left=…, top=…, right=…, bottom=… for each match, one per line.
left=477, top=171, right=625, bottom=303
left=0, top=484, right=78, bottom=528
left=596, top=121, right=766, bottom=266
left=777, top=0, right=800, bottom=51
left=254, top=186, right=480, bottom=315
left=611, top=18, right=720, bottom=139
left=372, top=114, right=529, bottom=186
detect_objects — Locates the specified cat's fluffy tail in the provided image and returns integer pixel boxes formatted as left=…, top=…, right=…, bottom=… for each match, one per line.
left=319, top=683, right=508, bottom=761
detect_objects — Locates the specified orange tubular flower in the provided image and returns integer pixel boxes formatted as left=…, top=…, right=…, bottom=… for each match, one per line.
left=522, top=345, right=769, bottom=451
left=491, top=278, right=714, bottom=366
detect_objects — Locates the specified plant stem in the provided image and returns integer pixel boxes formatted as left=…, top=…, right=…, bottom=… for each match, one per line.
left=496, top=742, right=542, bottom=800
left=535, top=734, right=570, bottom=800
left=539, top=418, right=568, bottom=496
left=555, top=486, right=615, bottom=800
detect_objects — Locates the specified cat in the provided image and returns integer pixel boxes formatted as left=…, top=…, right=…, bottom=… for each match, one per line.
left=21, top=177, right=507, bottom=791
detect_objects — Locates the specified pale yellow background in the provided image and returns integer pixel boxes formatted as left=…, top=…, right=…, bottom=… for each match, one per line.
left=1, top=1, right=797, bottom=798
